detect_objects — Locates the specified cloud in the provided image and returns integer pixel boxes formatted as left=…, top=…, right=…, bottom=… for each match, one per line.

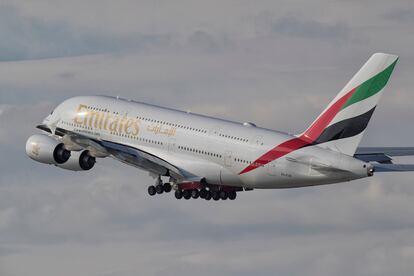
left=1, top=175, right=414, bottom=276
left=272, top=17, right=349, bottom=40
left=255, top=13, right=350, bottom=42
left=187, top=31, right=231, bottom=53
left=0, top=102, right=53, bottom=145
left=1, top=1, right=414, bottom=276
left=0, top=6, right=171, bottom=61
left=382, top=7, right=414, bottom=23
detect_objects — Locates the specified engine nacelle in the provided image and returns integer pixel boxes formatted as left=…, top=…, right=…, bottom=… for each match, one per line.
left=26, top=134, right=70, bottom=165
left=57, top=150, right=96, bottom=171
left=26, top=134, right=96, bottom=171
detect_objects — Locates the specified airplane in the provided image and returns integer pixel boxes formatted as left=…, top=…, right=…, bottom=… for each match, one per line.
left=26, top=53, right=414, bottom=201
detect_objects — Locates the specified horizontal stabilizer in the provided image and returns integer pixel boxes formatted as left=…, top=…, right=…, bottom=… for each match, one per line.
left=355, top=146, right=414, bottom=164
left=356, top=147, right=414, bottom=172
left=356, top=147, right=414, bottom=156
left=354, top=153, right=392, bottom=163
left=374, top=164, right=414, bottom=172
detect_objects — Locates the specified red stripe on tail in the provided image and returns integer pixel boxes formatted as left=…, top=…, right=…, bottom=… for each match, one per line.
left=239, top=87, right=357, bottom=175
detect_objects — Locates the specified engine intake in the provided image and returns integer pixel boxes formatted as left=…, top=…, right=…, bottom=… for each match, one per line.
left=57, top=150, right=96, bottom=171
left=26, top=134, right=70, bottom=165
left=79, top=150, right=96, bottom=170
left=54, top=144, right=71, bottom=164
left=26, top=134, right=96, bottom=171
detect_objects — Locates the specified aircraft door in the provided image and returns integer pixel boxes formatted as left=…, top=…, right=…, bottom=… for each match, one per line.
left=168, top=138, right=177, bottom=152
left=267, top=162, right=278, bottom=176
left=209, top=126, right=222, bottom=136
left=252, top=135, right=264, bottom=146
left=224, top=151, right=233, bottom=167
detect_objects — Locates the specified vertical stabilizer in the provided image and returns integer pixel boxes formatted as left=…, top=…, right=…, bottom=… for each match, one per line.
left=300, top=53, right=398, bottom=155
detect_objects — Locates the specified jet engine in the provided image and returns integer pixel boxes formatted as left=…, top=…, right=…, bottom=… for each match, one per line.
left=26, top=134, right=70, bottom=164
left=57, top=150, right=96, bottom=171
left=25, top=134, right=96, bottom=171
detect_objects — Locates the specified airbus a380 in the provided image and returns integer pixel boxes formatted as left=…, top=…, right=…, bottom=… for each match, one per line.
left=26, top=53, right=414, bottom=201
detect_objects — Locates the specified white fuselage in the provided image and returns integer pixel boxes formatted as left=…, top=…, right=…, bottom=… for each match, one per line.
left=47, top=96, right=371, bottom=188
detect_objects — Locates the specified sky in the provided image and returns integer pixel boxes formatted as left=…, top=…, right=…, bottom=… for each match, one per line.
left=1, top=1, right=414, bottom=275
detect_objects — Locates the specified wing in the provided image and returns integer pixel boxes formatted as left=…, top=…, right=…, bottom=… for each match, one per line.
left=355, top=147, right=414, bottom=172
left=48, top=126, right=198, bottom=181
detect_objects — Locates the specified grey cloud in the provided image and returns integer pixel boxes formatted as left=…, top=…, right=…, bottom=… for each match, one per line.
left=57, top=71, right=76, bottom=80
left=382, top=8, right=414, bottom=23
left=1, top=1, right=414, bottom=276
left=0, top=6, right=171, bottom=61
left=187, top=31, right=228, bottom=53
left=0, top=102, right=53, bottom=146
left=270, top=16, right=350, bottom=41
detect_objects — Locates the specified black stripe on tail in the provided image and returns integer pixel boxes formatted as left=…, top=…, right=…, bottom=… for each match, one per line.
left=313, top=106, right=376, bottom=145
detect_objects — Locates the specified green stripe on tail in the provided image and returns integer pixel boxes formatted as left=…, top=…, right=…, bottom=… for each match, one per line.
left=341, top=59, right=398, bottom=110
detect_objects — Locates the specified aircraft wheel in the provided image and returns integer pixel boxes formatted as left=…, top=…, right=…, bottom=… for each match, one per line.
left=191, top=189, right=199, bottom=199
left=148, top=185, right=156, bottom=196
left=228, top=191, right=237, bottom=200
left=204, top=191, right=212, bottom=201
left=199, top=188, right=208, bottom=199
left=211, top=191, right=220, bottom=201
left=219, top=191, right=228, bottom=200
left=155, top=184, right=164, bottom=194
left=175, top=190, right=183, bottom=199
left=163, top=183, right=172, bottom=193
left=183, top=190, right=191, bottom=200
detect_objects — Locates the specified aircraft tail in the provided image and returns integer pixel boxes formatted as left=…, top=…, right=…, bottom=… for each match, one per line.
left=300, top=53, right=399, bottom=156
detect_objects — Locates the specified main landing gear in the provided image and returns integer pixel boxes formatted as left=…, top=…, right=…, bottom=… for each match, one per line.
left=147, top=178, right=240, bottom=201
left=147, top=177, right=172, bottom=196
left=173, top=188, right=237, bottom=201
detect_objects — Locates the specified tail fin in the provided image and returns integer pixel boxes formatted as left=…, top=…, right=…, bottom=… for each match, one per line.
left=300, top=53, right=398, bottom=156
